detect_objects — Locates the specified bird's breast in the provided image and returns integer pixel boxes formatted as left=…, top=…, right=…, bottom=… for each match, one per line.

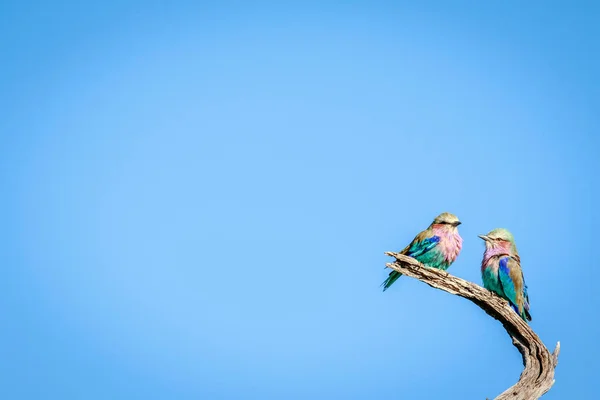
left=439, top=232, right=462, bottom=263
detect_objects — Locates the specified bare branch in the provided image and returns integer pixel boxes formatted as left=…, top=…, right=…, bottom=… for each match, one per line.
left=385, top=252, right=560, bottom=400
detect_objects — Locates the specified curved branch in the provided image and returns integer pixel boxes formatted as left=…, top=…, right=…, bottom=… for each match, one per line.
left=385, top=252, right=560, bottom=400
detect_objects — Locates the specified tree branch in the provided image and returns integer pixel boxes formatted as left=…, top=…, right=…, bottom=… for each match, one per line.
left=385, top=252, right=560, bottom=400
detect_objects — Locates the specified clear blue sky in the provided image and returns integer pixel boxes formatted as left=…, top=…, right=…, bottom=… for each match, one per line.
left=1, top=1, right=598, bottom=399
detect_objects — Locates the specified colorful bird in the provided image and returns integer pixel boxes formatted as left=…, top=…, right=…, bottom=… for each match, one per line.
left=479, top=228, right=531, bottom=322
left=382, top=212, right=463, bottom=291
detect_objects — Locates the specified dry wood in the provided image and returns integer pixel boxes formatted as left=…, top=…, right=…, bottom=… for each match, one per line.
left=385, top=252, right=560, bottom=400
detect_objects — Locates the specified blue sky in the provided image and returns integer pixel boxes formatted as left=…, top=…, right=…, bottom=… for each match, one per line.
left=1, top=1, right=598, bottom=399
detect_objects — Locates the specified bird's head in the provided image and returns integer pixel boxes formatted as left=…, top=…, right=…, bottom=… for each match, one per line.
left=431, top=212, right=461, bottom=231
left=478, top=228, right=518, bottom=255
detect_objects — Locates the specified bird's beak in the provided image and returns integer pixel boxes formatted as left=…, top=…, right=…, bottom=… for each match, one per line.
left=453, top=221, right=462, bottom=227
left=478, top=234, right=490, bottom=241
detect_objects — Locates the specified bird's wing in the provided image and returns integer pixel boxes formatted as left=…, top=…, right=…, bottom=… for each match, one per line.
left=498, top=256, right=525, bottom=314
left=401, top=230, right=440, bottom=258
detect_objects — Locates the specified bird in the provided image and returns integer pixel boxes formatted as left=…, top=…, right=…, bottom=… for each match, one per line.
left=381, top=212, right=463, bottom=291
left=479, top=228, right=531, bottom=322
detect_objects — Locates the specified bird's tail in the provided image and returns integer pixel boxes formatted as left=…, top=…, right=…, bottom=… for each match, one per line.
left=381, top=270, right=402, bottom=292
left=523, top=290, right=532, bottom=321
left=512, top=303, right=532, bottom=322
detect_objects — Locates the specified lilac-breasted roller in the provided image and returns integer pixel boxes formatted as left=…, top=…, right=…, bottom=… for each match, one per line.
left=479, top=228, right=531, bottom=322
left=381, top=212, right=463, bottom=291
